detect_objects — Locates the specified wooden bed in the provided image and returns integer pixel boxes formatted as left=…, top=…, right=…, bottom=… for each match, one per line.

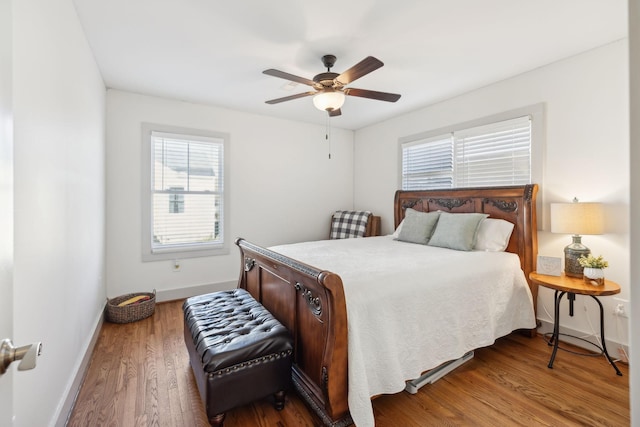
left=235, top=184, right=538, bottom=426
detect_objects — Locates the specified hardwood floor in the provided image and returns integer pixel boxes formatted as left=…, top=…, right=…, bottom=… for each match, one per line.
left=68, top=300, right=629, bottom=427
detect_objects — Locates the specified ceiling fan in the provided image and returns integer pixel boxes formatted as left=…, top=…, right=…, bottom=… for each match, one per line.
left=263, top=55, right=401, bottom=117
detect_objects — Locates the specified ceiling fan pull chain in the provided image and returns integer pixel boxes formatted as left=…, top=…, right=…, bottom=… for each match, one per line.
left=326, top=116, right=332, bottom=160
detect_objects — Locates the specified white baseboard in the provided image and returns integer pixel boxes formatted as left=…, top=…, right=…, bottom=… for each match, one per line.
left=54, top=302, right=105, bottom=427
left=537, top=319, right=630, bottom=363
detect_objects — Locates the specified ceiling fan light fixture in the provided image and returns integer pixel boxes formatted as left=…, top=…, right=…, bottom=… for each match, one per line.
left=313, top=90, right=345, bottom=112
left=263, top=55, right=400, bottom=116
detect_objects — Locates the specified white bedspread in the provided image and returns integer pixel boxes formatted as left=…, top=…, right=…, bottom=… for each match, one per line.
left=270, top=236, right=536, bottom=427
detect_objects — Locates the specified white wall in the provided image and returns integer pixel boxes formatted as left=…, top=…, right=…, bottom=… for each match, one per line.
left=12, top=0, right=106, bottom=426
left=354, top=40, right=630, bottom=350
left=106, top=90, right=354, bottom=300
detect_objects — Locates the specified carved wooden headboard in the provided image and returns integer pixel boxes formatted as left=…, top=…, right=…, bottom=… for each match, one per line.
left=394, top=185, right=539, bottom=305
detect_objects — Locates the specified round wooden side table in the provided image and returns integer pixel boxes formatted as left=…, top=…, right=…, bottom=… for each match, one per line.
left=529, top=272, right=622, bottom=376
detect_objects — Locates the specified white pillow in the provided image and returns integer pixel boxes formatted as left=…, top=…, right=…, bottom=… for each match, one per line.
left=473, top=218, right=515, bottom=252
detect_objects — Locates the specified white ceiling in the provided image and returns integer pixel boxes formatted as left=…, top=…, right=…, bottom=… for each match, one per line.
left=72, top=0, right=627, bottom=130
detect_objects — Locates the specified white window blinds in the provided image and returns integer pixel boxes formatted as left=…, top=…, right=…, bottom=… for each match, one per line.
left=402, top=134, right=454, bottom=190
left=150, top=131, right=224, bottom=252
left=401, top=115, right=531, bottom=190
left=454, top=116, right=531, bottom=187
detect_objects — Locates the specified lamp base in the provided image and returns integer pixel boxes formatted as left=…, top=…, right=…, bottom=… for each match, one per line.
left=564, top=235, right=590, bottom=278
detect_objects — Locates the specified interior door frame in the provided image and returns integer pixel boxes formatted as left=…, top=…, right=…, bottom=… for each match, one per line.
left=0, top=0, right=15, bottom=424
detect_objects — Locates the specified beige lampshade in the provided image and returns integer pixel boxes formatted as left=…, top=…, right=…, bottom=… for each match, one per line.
left=550, top=202, right=604, bottom=235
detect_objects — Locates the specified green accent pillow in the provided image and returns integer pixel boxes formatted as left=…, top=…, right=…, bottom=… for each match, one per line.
left=396, top=209, right=441, bottom=245
left=428, top=212, right=489, bottom=251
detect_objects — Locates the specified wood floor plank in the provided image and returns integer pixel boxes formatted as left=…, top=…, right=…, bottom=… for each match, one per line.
left=68, top=300, right=629, bottom=426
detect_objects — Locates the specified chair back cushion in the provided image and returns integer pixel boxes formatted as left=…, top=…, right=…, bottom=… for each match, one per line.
left=330, top=210, right=372, bottom=239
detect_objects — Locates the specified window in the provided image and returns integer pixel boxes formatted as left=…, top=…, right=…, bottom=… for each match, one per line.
left=142, top=124, right=229, bottom=260
left=400, top=106, right=543, bottom=191
left=454, top=117, right=531, bottom=187
left=402, top=134, right=454, bottom=190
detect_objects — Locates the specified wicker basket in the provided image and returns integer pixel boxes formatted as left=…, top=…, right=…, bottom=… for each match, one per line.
left=106, top=289, right=156, bottom=324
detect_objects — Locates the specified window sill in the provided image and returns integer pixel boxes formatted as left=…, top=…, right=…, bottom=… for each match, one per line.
left=142, top=245, right=230, bottom=261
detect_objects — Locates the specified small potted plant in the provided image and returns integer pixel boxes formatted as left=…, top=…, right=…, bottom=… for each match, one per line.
left=578, top=254, right=608, bottom=285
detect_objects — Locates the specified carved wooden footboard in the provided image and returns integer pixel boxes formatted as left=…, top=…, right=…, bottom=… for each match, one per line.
left=235, top=238, right=352, bottom=426
left=236, top=184, right=538, bottom=426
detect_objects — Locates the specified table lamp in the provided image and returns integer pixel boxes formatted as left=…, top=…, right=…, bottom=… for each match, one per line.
left=550, top=198, right=604, bottom=277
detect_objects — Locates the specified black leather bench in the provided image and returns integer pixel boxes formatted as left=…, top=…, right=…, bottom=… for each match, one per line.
left=183, top=289, right=293, bottom=427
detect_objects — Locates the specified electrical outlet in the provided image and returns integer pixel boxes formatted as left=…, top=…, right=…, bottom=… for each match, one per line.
left=613, top=298, right=629, bottom=318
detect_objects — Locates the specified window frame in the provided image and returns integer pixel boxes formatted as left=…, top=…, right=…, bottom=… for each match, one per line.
left=398, top=104, right=544, bottom=192
left=141, top=123, right=230, bottom=261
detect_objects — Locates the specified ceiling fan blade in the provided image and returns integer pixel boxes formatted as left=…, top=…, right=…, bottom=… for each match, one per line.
left=263, top=69, right=316, bottom=86
left=344, top=88, right=401, bottom=102
left=265, top=91, right=316, bottom=104
left=336, top=56, right=384, bottom=85
left=328, top=108, right=342, bottom=117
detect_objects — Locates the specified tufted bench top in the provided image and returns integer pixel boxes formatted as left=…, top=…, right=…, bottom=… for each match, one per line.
left=183, top=289, right=292, bottom=374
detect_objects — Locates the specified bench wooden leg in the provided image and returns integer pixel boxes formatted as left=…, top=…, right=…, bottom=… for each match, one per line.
left=209, top=413, right=225, bottom=427
left=274, top=390, right=286, bottom=411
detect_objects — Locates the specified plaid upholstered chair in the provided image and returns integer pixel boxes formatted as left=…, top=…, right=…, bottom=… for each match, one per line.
left=329, top=211, right=381, bottom=239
